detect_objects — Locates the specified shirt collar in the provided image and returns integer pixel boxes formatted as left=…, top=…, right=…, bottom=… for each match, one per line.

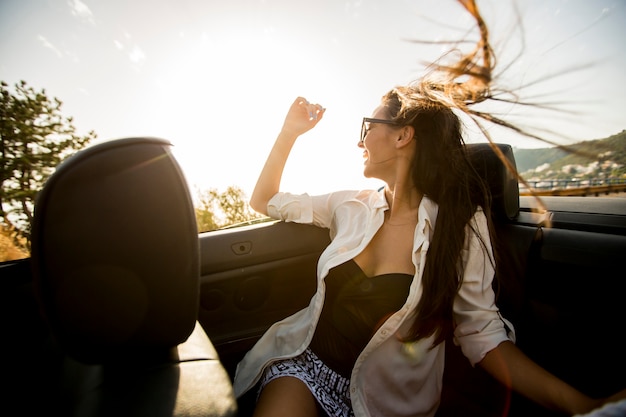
left=372, top=188, right=389, bottom=210
left=373, top=188, right=438, bottom=225
left=418, top=195, right=438, bottom=233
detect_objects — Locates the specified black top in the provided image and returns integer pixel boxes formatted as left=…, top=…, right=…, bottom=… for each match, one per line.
left=309, top=259, right=412, bottom=378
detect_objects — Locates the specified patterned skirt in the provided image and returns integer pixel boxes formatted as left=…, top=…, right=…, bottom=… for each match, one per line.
left=259, top=348, right=354, bottom=417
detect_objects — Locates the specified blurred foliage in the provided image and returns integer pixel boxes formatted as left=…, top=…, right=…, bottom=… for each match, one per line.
left=0, top=225, right=29, bottom=262
left=194, top=185, right=263, bottom=233
left=0, top=80, right=96, bottom=252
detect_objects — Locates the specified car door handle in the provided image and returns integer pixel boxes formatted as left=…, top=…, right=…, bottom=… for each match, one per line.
left=231, top=241, right=252, bottom=255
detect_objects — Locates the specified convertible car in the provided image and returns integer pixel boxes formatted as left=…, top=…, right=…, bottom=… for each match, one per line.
left=2, top=137, right=625, bottom=416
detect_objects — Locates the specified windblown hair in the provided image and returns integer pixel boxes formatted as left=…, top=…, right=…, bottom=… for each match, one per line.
left=382, top=89, right=493, bottom=346
left=383, top=0, right=513, bottom=345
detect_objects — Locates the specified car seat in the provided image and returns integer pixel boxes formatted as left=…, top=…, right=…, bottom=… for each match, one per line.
left=436, top=142, right=537, bottom=417
left=30, top=137, right=237, bottom=416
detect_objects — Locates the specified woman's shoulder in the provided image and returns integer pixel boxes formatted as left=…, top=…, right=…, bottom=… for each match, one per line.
left=354, top=188, right=384, bottom=199
left=347, top=188, right=387, bottom=206
left=318, top=188, right=385, bottom=203
left=308, top=189, right=388, bottom=217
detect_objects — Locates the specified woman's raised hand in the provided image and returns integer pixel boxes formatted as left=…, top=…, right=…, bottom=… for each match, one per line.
left=250, top=97, right=325, bottom=214
left=281, top=96, right=325, bottom=137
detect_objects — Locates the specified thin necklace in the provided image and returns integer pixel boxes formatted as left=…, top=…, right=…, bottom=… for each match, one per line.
left=384, top=212, right=417, bottom=227
left=384, top=220, right=416, bottom=226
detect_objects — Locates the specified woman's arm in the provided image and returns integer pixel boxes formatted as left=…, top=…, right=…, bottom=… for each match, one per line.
left=249, top=97, right=324, bottom=215
left=479, top=340, right=626, bottom=415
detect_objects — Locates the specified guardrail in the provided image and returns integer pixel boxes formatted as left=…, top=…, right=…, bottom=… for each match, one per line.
left=520, top=178, right=626, bottom=197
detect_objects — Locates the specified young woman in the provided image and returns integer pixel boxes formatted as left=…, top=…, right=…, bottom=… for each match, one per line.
left=233, top=2, right=626, bottom=416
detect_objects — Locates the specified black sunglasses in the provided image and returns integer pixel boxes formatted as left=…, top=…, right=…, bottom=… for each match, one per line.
left=360, top=117, right=397, bottom=143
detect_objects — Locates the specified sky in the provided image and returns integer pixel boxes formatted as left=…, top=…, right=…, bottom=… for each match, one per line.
left=1, top=0, right=625, bottom=198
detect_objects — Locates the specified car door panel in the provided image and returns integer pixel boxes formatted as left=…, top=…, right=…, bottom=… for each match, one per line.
left=197, top=221, right=330, bottom=376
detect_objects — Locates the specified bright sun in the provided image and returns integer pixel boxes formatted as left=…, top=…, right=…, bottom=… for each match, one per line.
left=142, top=27, right=381, bottom=199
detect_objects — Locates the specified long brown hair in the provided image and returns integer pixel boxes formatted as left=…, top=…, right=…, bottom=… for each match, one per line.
left=382, top=89, right=493, bottom=345
left=388, top=0, right=590, bottom=345
left=384, top=0, right=502, bottom=345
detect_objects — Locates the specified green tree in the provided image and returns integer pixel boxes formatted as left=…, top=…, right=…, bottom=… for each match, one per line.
left=0, top=80, right=96, bottom=250
left=195, top=188, right=220, bottom=232
left=195, top=186, right=263, bottom=232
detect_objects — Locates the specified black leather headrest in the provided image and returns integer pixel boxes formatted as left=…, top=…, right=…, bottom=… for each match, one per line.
left=31, top=137, right=199, bottom=364
left=466, top=143, right=520, bottom=221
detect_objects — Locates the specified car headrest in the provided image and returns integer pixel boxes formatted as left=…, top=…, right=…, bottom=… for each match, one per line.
left=31, top=137, right=199, bottom=364
left=465, top=143, right=520, bottom=221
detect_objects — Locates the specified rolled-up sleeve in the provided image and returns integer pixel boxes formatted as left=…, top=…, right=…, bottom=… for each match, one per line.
left=266, top=191, right=370, bottom=229
left=267, top=192, right=314, bottom=223
left=453, top=209, right=515, bottom=366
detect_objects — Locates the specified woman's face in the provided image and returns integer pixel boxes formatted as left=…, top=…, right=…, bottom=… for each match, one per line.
left=359, top=105, right=401, bottom=179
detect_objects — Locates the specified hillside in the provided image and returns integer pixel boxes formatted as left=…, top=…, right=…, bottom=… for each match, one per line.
left=513, top=130, right=626, bottom=178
